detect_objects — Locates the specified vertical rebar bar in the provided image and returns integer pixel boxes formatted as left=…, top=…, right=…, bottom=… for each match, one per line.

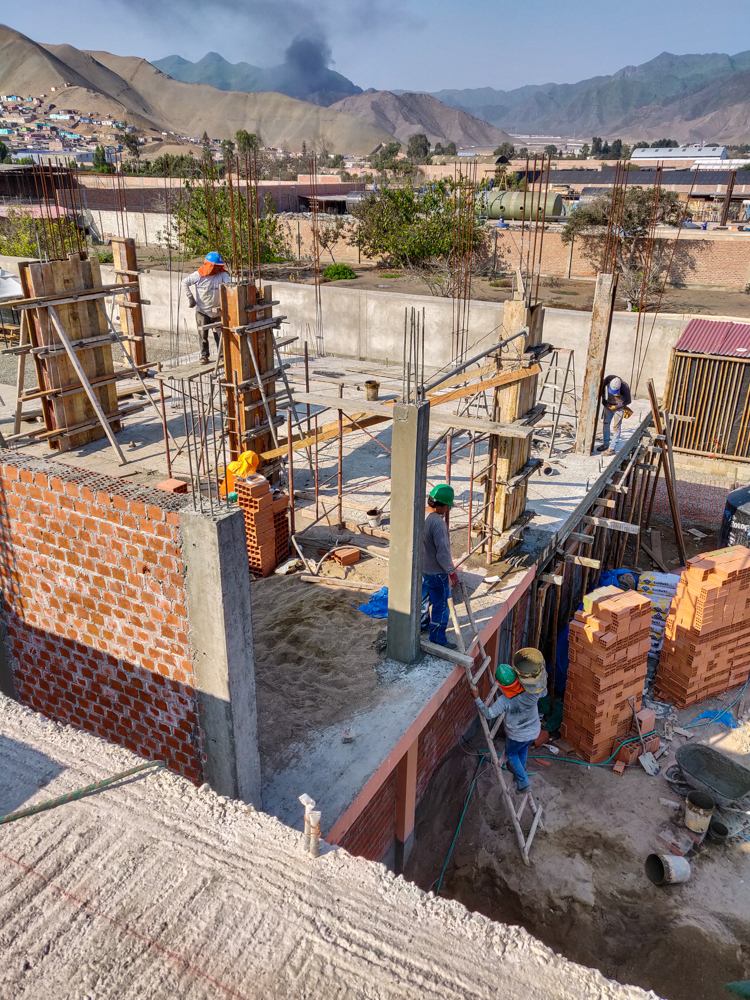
left=287, top=408, right=295, bottom=537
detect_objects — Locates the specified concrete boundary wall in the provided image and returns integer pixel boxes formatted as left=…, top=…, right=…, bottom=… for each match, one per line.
left=2, top=253, right=749, bottom=396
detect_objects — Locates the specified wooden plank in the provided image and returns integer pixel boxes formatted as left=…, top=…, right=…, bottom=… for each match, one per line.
left=568, top=532, right=594, bottom=545
left=420, top=639, right=475, bottom=670
left=111, top=238, right=146, bottom=366
left=425, top=363, right=541, bottom=407
left=428, top=412, right=533, bottom=439
left=575, top=271, right=618, bottom=454
left=582, top=515, right=640, bottom=535
left=2, top=282, right=139, bottom=310
left=642, top=540, right=669, bottom=573
left=298, top=575, right=380, bottom=592
left=540, top=572, right=564, bottom=585
left=562, top=553, right=601, bottom=569
left=47, top=306, right=127, bottom=464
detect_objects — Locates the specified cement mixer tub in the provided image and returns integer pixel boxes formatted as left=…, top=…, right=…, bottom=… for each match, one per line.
left=675, top=743, right=750, bottom=807
left=487, top=190, right=563, bottom=221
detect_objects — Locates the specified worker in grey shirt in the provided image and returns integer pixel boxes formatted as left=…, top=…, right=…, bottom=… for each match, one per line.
left=182, top=251, right=230, bottom=363
left=472, top=662, right=543, bottom=792
left=421, top=483, right=459, bottom=648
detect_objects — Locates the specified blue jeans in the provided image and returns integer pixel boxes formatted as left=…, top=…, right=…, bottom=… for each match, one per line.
left=601, top=407, right=623, bottom=451
left=421, top=572, right=451, bottom=645
left=505, top=737, right=532, bottom=791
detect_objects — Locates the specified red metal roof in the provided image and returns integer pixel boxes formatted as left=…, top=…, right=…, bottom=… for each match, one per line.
left=674, top=318, right=750, bottom=358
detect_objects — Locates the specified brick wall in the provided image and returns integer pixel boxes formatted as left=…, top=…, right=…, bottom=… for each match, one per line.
left=415, top=680, right=478, bottom=803
left=337, top=770, right=397, bottom=861
left=0, top=453, right=205, bottom=783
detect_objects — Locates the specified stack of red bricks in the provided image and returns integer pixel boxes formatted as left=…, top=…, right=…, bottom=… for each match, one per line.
left=235, top=474, right=290, bottom=577
left=655, top=545, right=750, bottom=708
left=561, top=586, right=652, bottom=763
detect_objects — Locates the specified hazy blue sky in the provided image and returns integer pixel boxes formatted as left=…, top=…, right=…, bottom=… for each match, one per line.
left=7, top=0, right=750, bottom=91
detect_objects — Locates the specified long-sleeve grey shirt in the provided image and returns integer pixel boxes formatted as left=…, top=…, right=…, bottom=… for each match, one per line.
left=423, top=511, right=454, bottom=575
left=181, top=269, right=230, bottom=318
left=475, top=689, right=543, bottom=743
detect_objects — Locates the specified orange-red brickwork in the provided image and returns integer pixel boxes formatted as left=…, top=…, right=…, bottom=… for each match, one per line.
left=0, top=454, right=204, bottom=783
left=655, top=545, right=750, bottom=707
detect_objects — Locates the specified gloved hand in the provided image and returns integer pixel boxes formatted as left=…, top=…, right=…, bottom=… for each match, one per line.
left=449, top=571, right=459, bottom=589
left=187, top=294, right=196, bottom=309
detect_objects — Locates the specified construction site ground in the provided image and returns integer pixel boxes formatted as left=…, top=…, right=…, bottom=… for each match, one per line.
left=405, top=707, right=750, bottom=1000
left=0, top=693, right=659, bottom=1000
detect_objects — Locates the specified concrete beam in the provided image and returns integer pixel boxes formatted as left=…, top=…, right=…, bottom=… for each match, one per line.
left=180, top=507, right=262, bottom=807
left=387, top=401, right=430, bottom=664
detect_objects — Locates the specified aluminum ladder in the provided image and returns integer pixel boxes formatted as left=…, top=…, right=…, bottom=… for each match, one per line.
left=447, top=581, right=544, bottom=867
left=537, top=348, right=578, bottom=457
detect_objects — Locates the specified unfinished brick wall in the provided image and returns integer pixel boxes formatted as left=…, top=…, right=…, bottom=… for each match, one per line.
left=0, top=453, right=204, bottom=783
left=337, top=770, right=397, bottom=861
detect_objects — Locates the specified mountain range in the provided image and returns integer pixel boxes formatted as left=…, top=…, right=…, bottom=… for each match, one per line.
left=429, top=51, right=750, bottom=141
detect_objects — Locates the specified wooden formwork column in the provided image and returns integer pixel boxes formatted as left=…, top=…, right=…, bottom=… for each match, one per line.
left=110, top=238, right=146, bottom=366
left=221, top=282, right=279, bottom=478
left=484, top=299, right=545, bottom=555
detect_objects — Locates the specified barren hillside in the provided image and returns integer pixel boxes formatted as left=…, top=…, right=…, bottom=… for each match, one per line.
left=330, top=91, right=515, bottom=147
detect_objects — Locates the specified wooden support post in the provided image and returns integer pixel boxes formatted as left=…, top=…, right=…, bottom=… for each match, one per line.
left=110, top=237, right=145, bottom=366
left=575, top=271, right=618, bottom=455
left=647, top=380, right=686, bottom=565
left=394, top=740, right=418, bottom=873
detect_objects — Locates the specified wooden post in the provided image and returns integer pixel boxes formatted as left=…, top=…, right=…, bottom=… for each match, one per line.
left=110, top=237, right=146, bottom=366
left=575, top=271, right=618, bottom=455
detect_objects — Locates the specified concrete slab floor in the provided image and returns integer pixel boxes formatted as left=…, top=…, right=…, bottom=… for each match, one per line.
left=0, top=694, right=658, bottom=1000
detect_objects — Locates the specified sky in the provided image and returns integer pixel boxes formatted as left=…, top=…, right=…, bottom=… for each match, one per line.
left=6, top=0, right=750, bottom=92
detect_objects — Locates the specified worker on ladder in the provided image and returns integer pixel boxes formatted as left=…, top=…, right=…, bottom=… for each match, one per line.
left=473, top=659, right=543, bottom=794
left=182, top=251, right=230, bottom=364
left=421, top=483, right=459, bottom=650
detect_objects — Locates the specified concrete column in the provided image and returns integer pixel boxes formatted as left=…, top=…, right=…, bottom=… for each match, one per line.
left=394, top=739, right=418, bottom=873
left=180, top=507, right=262, bottom=807
left=575, top=271, right=618, bottom=456
left=387, top=400, right=430, bottom=664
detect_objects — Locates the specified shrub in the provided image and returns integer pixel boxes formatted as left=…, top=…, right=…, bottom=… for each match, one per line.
left=322, top=263, right=357, bottom=281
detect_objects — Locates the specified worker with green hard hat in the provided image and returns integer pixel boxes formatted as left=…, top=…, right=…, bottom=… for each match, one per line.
left=471, top=652, right=545, bottom=794
left=420, top=483, right=460, bottom=649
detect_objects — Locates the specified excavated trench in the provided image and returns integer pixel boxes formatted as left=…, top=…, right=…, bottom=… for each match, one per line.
left=404, top=743, right=750, bottom=1000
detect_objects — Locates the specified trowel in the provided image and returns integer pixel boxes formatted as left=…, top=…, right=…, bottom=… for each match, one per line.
left=629, top=697, right=660, bottom=776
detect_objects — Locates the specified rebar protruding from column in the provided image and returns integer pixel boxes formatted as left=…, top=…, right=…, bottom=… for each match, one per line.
left=309, top=810, right=322, bottom=858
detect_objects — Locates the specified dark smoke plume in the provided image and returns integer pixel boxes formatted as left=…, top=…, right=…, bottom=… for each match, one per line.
left=282, top=36, right=333, bottom=95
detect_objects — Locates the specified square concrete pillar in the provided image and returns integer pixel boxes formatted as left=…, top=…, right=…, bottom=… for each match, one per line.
left=387, top=401, right=430, bottom=664
left=181, top=507, right=262, bottom=807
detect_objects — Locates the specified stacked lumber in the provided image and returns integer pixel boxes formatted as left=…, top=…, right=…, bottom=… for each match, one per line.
left=236, top=474, right=289, bottom=577
left=561, top=586, right=652, bottom=762
left=655, top=546, right=750, bottom=707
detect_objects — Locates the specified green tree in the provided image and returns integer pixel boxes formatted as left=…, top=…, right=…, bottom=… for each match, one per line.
left=0, top=140, right=11, bottom=164
left=369, top=141, right=402, bottom=175
left=348, top=179, right=485, bottom=266
left=544, top=144, right=558, bottom=157
left=610, top=138, right=623, bottom=159
left=591, top=137, right=603, bottom=156
left=168, top=180, right=291, bottom=264
left=578, top=143, right=590, bottom=159
left=444, top=141, right=457, bottom=156
left=235, top=130, right=261, bottom=155
left=122, top=130, right=142, bottom=162
left=433, top=141, right=444, bottom=155
left=518, top=146, right=529, bottom=158
left=0, top=206, right=79, bottom=256
left=220, top=138, right=235, bottom=169
left=561, top=187, right=684, bottom=307
left=93, top=145, right=113, bottom=173
left=407, top=133, right=431, bottom=163
left=494, top=142, right=516, bottom=159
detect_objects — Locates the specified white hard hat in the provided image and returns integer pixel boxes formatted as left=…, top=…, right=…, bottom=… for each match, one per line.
left=609, top=376, right=622, bottom=393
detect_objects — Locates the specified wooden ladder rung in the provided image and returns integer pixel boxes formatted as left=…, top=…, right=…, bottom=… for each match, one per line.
left=470, top=654, right=491, bottom=686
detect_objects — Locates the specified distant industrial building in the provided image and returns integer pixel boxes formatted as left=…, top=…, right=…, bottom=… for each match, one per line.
left=630, top=145, right=727, bottom=169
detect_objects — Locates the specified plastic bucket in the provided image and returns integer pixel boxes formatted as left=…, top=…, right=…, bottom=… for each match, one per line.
left=645, top=853, right=692, bottom=885
left=366, top=508, right=382, bottom=527
left=365, top=380, right=380, bottom=401
left=684, top=790, right=714, bottom=834
left=518, top=672, right=546, bottom=694
left=513, top=647, right=545, bottom=679
left=708, top=818, right=729, bottom=843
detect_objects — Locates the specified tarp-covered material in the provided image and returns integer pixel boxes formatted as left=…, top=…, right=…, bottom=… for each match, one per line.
left=0, top=268, right=22, bottom=303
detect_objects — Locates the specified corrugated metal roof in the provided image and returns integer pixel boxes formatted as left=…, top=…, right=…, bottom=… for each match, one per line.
left=674, top=318, right=750, bottom=357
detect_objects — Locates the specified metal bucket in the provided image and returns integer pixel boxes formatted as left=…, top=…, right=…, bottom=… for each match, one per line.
left=645, top=853, right=692, bottom=885
left=366, top=508, right=382, bottom=527
left=518, top=672, right=547, bottom=694
left=684, top=790, right=714, bottom=834
left=708, top=818, right=729, bottom=843
left=513, top=647, right=545, bottom=679
left=365, top=380, right=380, bottom=401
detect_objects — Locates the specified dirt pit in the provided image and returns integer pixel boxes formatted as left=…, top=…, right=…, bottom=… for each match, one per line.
left=251, top=573, right=385, bottom=771
left=405, top=735, right=750, bottom=1000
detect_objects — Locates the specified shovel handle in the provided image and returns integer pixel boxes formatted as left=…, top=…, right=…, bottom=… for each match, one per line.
left=629, top=696, right=647, bottom=753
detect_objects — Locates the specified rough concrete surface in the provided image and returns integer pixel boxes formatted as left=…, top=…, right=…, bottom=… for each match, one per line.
left=0, top=695, right=658, bottom=1000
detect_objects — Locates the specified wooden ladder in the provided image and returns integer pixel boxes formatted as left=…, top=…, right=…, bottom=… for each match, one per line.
left=448, top=580, right=544, bottom=867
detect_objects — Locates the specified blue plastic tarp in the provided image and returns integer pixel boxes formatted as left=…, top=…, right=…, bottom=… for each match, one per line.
left=357, top=586, right=389, bottom=619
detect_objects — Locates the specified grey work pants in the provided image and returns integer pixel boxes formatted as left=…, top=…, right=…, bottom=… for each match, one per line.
left=196, top=311, right=221, bottom=360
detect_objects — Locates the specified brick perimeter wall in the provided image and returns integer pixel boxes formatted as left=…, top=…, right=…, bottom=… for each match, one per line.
left=0, top=453, right=205, bottom=783
left=337, top=770, right=397, bottom=860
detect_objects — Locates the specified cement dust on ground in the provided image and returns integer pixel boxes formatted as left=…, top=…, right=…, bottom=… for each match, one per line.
left=251, top=573, right=385, bottom=772
left=405, top=722, right=750, bottom=1000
